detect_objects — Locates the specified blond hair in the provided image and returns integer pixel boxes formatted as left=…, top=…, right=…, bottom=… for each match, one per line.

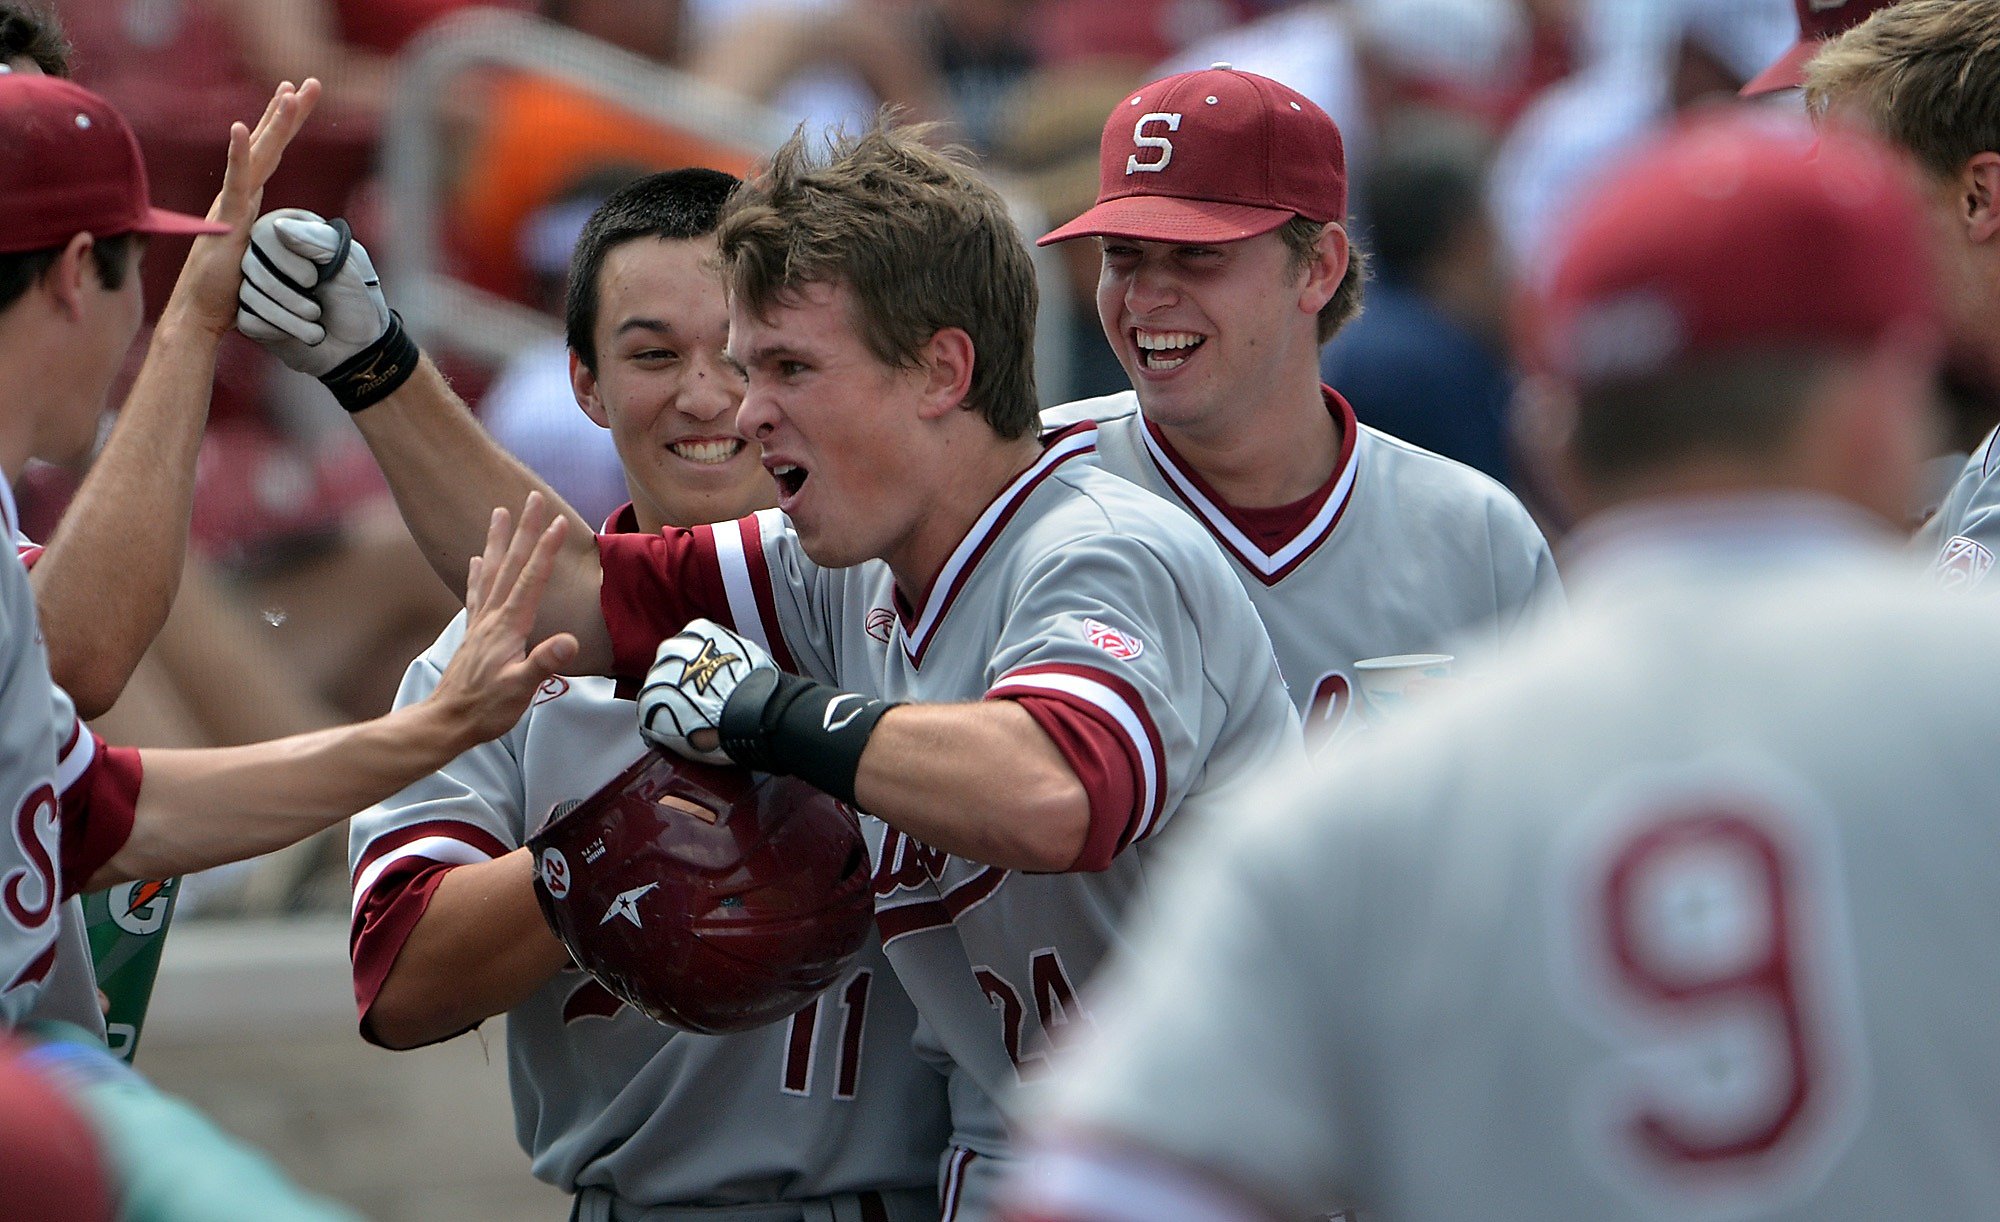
left=1804, top=0, right=2000, bottom=179
left=716, top=121, right=1040, bottom=438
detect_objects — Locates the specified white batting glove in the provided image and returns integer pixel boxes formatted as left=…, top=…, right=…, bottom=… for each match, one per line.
left=236, top=208, right=392, bottom=377
left=639, top=619, right=774, bottom=765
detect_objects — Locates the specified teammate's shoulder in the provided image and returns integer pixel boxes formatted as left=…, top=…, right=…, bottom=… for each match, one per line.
left=1038, top=460, right=1232, bottom=570
left=1359, top=426, right=1539, bottom=520
left=413, top=610, right=472, bottom=669
left=1040, top=391, right=1141, bottom=433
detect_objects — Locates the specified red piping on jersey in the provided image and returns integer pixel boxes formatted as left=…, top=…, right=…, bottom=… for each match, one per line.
left=895, top=424, right=1099, bottom=669
left=874, top=864, right=1008, bottom=946
left=940, top=1146, right=979, bottom=1221
left=3, top=938, right=55, bottom=995
left=1140, top=387, right=1360, bottom=586
left=987, top=661, right=1168, bottom=860
left=350, top=818, right=511, bottom=893
left=733, top=514, right=799, bottom=672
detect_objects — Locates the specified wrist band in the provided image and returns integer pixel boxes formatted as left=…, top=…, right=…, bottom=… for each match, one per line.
left=718, top=670, right=898, bottom=806
left=321, top=310, right=420, bottom=413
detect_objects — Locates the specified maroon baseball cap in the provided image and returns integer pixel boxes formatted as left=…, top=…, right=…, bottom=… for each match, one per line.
left=1741, top=0, right=1901, bottom=97
left=1534, top=114, right=1941, bottom=386
left=1037, top=64, right=1346, bottom=247
left=0, top=74, right=226, bottom=255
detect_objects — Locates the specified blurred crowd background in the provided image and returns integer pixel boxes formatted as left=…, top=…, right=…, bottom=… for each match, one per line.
left=27, top=0, right=1807, bottom=916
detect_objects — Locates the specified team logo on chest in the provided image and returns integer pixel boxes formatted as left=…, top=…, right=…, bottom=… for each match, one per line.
left=530, top=676, right=570, bottom=706
left=1082, top=618, right=1145, bottom=661
left=865, top=607, right=897, bottom=643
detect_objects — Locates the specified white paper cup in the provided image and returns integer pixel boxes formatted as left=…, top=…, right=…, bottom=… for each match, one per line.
left=1352, top=654, right=1454, bottom=726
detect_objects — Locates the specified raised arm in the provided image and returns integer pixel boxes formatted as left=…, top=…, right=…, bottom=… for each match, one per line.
left=32, top=80, right=319, bottom=717
left=83, top=503, right=578, bottom=890
left=235, top=219, right=610, bottom=660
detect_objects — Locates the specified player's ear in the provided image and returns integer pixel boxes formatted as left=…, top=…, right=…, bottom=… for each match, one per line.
left=570, top=348, right=611, bottom=430
left=45, top=232, right=95, bottom=320
left=1295, top=222, right=1347, bottom=317
left=1955, top=151, right=2000, bottom=245
left=915, top=326, right=976, bottom=421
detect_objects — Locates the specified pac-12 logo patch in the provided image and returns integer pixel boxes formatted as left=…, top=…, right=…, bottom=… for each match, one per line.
left=865, top=607, right=896, bottom=643
left=539, top=847, right=571, bottom=899
left=1082, top=618, right=1144, bottom=660
left=1936, top=535, right=1994, bottom=592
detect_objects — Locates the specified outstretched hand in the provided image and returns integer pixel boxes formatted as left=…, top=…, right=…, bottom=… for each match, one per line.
left=165, top=77, right=323, bottom=337
left=428, top=495, right=582, bottom=749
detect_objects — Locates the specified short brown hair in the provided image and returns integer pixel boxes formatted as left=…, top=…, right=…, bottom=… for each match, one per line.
left=1571, top=349, right=1848, bottom=489
left=1278, top=217, right=1368, bottom=344
left=0, top=4, right=70, bottom=77
left=717, top=121, right=1041, bottom=439
left=1804, top=0, right=2000, bottom=180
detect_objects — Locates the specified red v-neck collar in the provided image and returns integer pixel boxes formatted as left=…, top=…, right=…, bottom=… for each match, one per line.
left=1141, top=387, right=1360, bottom=586
left=892, top=423, right=1099, bottom=668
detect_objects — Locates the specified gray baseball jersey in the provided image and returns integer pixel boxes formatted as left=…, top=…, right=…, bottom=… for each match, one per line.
left=1027, top=498, right=2000, bottom=1221
left=597, top=427, right=1304, bottom=1215
left=1, top=497, right=137, bottom=1032
left=1042, top=390, right=1560, bottom=747
left=350, top=609, right=952, bottom=1211
left=1915, top=425, right=2000, bottom=591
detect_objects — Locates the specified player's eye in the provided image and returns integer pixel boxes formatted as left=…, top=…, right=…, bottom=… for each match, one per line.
left=777, top=360, right=809, bottom=378
left=632, top=348, right=678, bottom=363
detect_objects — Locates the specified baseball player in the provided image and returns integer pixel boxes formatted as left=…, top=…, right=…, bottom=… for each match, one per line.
left=0, top=18, right=320, bottom=1044
left=0, top=74, right=582, bottom=1035
left=237, top=123, right=1303, bottom=1220
left=349, top=169, right=952, bottom=1219
left=1802, top=0, right=2000, bottom=588
left=1002, top=115, right=1994, bottom=1222
left=1037, top=66, right=1559, bottom=747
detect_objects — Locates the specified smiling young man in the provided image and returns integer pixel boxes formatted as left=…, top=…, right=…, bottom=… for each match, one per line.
left=1039, top=66, right=1560, bottom=748
left=1005, top=111, right=1995, bottom=1222
left=238, top=123, right=1303, bottom=1220
left=347, top=169, right=952, bottom=1220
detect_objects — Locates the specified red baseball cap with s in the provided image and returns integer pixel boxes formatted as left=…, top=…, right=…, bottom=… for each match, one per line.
left=0, top=74, right=226, bottom=255
left=1740, top=0, right=1902, bottom=97
left=1037, top=65, right=1347, bottom=247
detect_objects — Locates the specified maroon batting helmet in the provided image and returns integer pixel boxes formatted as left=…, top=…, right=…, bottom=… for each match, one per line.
left=528, top=749, right=875, bottom=1034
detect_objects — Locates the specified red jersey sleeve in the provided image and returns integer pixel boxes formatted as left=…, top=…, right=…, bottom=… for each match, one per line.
left=988, top=665, right=1161, bottom=872
left=349, top=819, right=513, bottom=1047
left=598, top=514, right=800, bottom=680
left=54, top=732, right=140, bottom=898
left=597, top=525, right=737, bottom=680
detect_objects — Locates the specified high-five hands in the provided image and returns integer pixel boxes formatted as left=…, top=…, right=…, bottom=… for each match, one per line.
left=426, top=496, right=581, bottom=750
left=169, top=78, right=322, bottom=338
